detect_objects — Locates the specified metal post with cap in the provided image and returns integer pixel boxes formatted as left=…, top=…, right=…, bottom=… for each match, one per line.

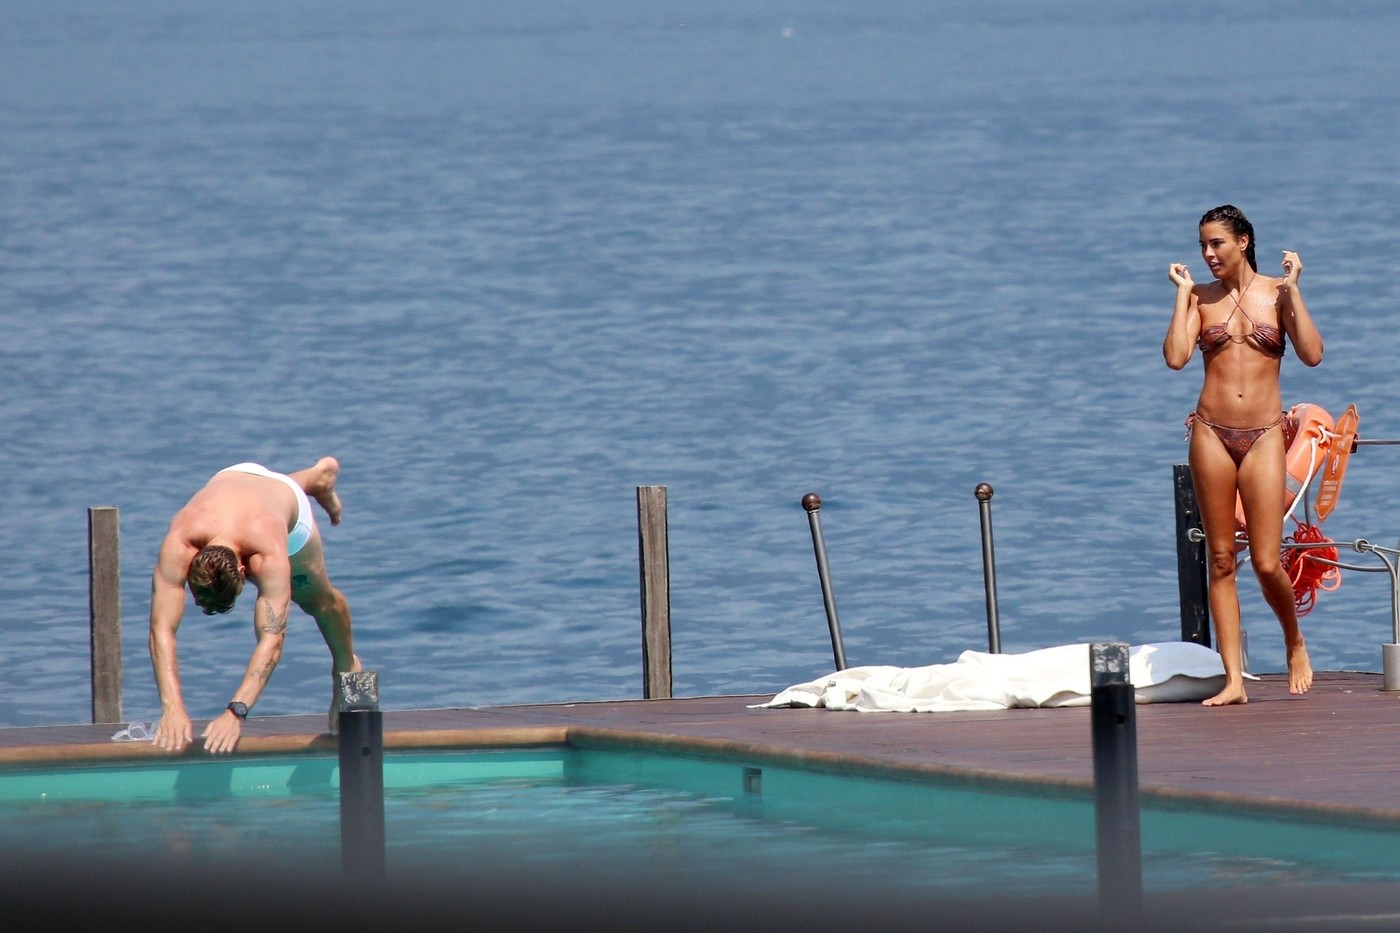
left=1090, top=642, right=1142, bottom=920
left=338, top=670, right=385, bottom=881
left=802, top=493, right=847, bottom=670
left=975, top=483, right=1002, bottom=654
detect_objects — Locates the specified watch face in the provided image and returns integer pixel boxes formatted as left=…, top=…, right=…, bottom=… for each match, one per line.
left=228, top=702, right=249, bottom=719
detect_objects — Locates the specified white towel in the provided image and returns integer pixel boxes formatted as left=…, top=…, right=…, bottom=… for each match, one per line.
left=752, top=642, right=1251, bottom=712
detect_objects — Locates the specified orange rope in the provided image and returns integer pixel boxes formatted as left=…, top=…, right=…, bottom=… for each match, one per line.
left=1282, top=522, right=1342, bottom=616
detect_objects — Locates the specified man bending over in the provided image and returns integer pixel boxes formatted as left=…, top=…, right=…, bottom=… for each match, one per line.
left=149, top=457, right=359, bottom=753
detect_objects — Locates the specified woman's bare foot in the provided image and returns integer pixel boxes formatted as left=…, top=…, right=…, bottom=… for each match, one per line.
left=296, top=456, right=343, bottom=525
left=1287, top=642, right=1313, bottom=695
left=1202, top=683, right=1248, bottom=707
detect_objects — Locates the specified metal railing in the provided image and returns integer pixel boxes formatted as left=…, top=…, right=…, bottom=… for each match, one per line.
left=800, top=485, right=1006, bottom=669
left=1188, top=527, right=1400, bottom=689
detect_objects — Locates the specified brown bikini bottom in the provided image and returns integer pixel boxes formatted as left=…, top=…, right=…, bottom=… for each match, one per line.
left=1188, top=411, right=1286, bottom=468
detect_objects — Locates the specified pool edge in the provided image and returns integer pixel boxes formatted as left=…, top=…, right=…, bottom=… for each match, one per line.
left=8, top=718, right=1400, bottom=833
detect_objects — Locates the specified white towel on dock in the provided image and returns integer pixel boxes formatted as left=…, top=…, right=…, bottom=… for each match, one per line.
left=753, top=642, right=1250, bottom=712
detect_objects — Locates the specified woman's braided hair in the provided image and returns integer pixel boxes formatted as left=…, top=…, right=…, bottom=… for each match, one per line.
left=1200, top=204, right=1257, bottom=272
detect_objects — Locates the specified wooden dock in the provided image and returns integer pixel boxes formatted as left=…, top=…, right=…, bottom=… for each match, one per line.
left=4, top=670, right=1399, bottom=825
left=5, top=672, right=1400, bottom=931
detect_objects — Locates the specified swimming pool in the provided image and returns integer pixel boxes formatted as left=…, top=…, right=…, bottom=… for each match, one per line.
left=4, top=744, right=1399, bottom=905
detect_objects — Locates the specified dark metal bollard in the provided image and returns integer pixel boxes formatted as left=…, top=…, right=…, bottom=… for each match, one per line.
left=802, top=493, right=848, bottom=670
left=338, top=670, right=385, bottom=881
left=1090, top=643, right=1142, bottom=920
left=975, top=483, right=1001, bottom=654
left=1173, top=464, right=1211, bottom=646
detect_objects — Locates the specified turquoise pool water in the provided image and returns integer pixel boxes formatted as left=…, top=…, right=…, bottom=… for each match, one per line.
left=3, top=747, right=1398, bottom=899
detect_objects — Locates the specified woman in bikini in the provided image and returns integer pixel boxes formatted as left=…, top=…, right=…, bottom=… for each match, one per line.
left=1163, top=204, right=1324, bottom=706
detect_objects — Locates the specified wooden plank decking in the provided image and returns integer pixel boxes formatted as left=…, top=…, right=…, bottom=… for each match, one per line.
left=6, top=674, right=1400, bottom=931
left=3, top=671, right=1398, bottom=825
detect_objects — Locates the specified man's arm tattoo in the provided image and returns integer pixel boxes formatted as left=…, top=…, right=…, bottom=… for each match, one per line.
left=253, top=601, right=286, bottom=683
left=259, top=602, right=289, bottom=637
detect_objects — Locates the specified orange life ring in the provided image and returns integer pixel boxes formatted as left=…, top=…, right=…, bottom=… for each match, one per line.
left=1234, top=402, right=1335, bottom=535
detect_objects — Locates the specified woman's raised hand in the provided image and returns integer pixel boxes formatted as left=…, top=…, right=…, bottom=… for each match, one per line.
left=1281, top=250, right=1303, bottom=289
left=1168, top=262, right=1194, bottom=287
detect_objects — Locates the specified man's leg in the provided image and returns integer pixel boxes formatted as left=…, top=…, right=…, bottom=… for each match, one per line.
left=289, top=534, right=359, bottom=731
left=289, top=456, right=343, bottom=526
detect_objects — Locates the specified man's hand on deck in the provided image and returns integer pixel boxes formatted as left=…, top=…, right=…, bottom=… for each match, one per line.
left=153, top=710, right=193, bottom=752
left=201, top=710, right=244, bottom=754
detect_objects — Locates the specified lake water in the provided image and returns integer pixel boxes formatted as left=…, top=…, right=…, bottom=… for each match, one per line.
left=4, top=1, right=1400, bottom=727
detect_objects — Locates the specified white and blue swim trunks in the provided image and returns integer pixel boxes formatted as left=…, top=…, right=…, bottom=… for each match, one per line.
left=218, top=462, right=316, bottom=556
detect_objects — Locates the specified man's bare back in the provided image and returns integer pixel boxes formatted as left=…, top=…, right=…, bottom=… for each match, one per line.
left=171, top=472, right=301, bottom=561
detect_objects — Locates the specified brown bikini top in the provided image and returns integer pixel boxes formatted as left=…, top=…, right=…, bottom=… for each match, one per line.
left=1198, top=305, right=1285, bottom=358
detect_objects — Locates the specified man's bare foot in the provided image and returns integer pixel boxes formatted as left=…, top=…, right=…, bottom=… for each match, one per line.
left=327, top=654, right=365, bottom=734
left=1202, top=683, right=1248, bottom=707
left=1287, top=642, right=1313, bottom=695
left=301, top=456, right=342, bottom=525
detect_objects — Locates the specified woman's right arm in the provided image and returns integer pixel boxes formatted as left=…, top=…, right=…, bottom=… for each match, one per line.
left=1163, top=263, right=1199, bottom=370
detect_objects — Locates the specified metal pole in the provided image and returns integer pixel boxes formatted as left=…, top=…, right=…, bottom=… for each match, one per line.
left=802, top=493, right=847, bottom=670
left=1261, top=537, right=1400, bottom=689
left=1388, top=538, right=1400, bottom=691
left=1296, top=538, right=1400, bottom=690
left=339, top=670, right=385, bottom=881
left=975, top=483, right=1001, bottom=654
left=1388, top=537, right=1400, bottom=647
left=1090, top=642, right=1142, bottom=921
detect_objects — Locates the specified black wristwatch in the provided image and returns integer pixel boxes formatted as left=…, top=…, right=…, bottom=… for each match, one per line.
left=227, top=701, right=249, bottom=720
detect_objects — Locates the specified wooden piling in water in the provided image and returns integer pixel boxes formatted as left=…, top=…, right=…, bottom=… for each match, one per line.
left=88, top=506, right=122, bottom=724
left=636, top=485, right=672, bottom=699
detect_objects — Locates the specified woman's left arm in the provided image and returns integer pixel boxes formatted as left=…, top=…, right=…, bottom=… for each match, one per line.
left=1279, top=250, right=1324, bottom=366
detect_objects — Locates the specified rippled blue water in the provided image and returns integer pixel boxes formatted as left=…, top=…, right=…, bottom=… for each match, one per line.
left=4, top=1, right=1400, bottom=726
